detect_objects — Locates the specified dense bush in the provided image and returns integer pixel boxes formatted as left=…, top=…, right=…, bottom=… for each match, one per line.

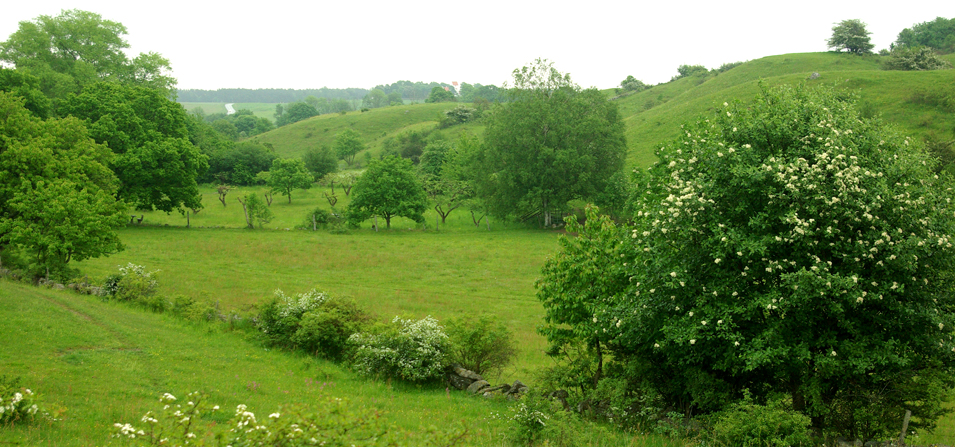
left=256, top=289, right=329, bottom=347
left=444, top=315, right=517, bottom=378
left=256, top=289, right=370, bottom=360
left=347, top=316, right=449, bottom=382
left=439, top=106, right=477, bottom=128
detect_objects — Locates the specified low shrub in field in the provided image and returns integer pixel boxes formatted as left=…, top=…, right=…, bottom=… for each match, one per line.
left=113, top=391, right=468, bottom=446
left=291, top=299, right=372, bottom=360
left=347, top=316, right=449, bottom=382
left=444, top=315, right=517, bottom=378
left=0, top=376, right=45, bottom=425
left=256, top=289, right=328, bottom=347
left=101, top=263, right=159, bottom=303
left=256, top=289, right=371, bottom=360
left=501, top=390, right=614, bottom=447
left=709, top=397, right=813, bottom=447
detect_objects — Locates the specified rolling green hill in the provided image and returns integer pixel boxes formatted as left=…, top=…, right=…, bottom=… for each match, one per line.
left=248, top=103, right=484, bottom=160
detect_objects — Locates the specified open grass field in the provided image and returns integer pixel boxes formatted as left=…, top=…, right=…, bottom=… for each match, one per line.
left=76, top=184, right=563, bottom=378
left=178, top=102, right=280, bottom=122
left=0, top=282, right=683, bottom=446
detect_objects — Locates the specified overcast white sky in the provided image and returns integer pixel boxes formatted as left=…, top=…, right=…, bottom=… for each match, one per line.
left=2, top=1, right=953, bottom=91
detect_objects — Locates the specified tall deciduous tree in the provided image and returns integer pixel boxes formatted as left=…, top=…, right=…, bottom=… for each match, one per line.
left=302, top=145, right=339, bottom=181
left=474, top=59, right=627, bottom=226
left=827, top=19, right=875, bottom=55
left=0, top=91, right=126, bottom=277
left=0, top=9, right=176, bottom=98
left=347, top=156, right=427, bottom=229
left=267, top=158, right=312, bottom=203
left=61, top=82, right=208, bottom=213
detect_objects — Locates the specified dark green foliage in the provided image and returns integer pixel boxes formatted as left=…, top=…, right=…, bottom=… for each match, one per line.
left=425, top=86, right=456, bottom=103
left=895, top=17, right=955, bottom=54
left=439, top=106, right=477, bottom=128
left=61, top=82, right=207, bottom=213
left=444, top=315, right=517, bottom=377
left=291, top=299, right=372, bottom=360
left=0, top=68, right=51, bottom=118
left=883, top=46, right=952, bottom=70
left=302, top=145, right=339, bottom=180
left=381, top=129, right=432, bottom=164
left=347, top=156, right=427, bottom=229
left=671, top=64, right=708, bottom=81
left=418, top=141, right=453, bottom=178
left=827, top=19, right=874, bottom=54
left=205, top=142, right=277, bottom=185
left=275, top=101, right=318, bottom=127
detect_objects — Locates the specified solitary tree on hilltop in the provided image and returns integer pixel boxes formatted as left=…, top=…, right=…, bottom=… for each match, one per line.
left=828, top=19, right=874, bottom=54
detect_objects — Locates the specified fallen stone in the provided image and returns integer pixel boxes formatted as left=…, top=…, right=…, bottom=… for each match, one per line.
left=467, top=380, right=490, bottom=394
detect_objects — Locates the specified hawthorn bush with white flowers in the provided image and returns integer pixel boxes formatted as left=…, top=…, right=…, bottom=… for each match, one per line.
left=538, top=84, right=955, bottom=442
left=0, top=376, right=42, bottom=425
left=347, top=316, right=449, bottom=382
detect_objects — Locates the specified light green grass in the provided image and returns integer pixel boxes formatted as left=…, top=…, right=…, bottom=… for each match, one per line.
left=249, top=103, right=483, bottom=159
left=79, top=184, right=563, bottom=377
left=0, top=282, right=681, bottom=446
left=178, top=102, right=230, bottom=116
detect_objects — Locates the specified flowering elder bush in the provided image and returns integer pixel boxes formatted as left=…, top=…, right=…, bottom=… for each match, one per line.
left=347, top=316, right=449, bottom=382
left=607, top=84, right=955, bottom=440
left=102, top=263, right=160, bottom=301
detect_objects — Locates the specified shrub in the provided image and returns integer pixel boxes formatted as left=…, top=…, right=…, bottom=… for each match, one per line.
left=301, top=207, right=337, bottom=230
left=347, top=316, right=449, bottom=382
left=102, top=263, right=159, bottom=303
left=444, top=315, right=517, bottom=378
left=256, top=289, right=328, bottom=347
left=711, top=397, right=813, bottom=447
left=291, top=298, right=371, bottom=361
left=439, top=106, right=477, bottom=128
left=883, top=46, right=952, bottom=70
left=0, top=376, right=43, bottom=425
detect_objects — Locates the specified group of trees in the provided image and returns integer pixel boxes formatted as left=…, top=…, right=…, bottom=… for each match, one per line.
left=0, top=9, right=207, bottom=278
left=827, top=17, right=954, bottom=71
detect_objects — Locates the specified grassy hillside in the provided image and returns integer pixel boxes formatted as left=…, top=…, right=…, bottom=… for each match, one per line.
left=0, top=281, right=680, bottom=446
left=249, top=103, right=483, bottom=159
left=615, top=52, right=955, bottom=167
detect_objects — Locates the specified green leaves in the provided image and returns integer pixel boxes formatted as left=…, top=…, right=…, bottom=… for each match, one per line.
left=347, top=156, right=427, bottom=229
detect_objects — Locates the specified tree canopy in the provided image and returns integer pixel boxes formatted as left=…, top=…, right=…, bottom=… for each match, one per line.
left=0, top=9, right=176, bottom=98
left=347, top=156, right=427, bottom=229
left=266, top=158, right=312, bottom=203
left=894, top=16, right=955, bottom=54
left=827, top=19, right=874, bottom=54
left=472, top=59, right=627, bottom=226
left=61, top=82, right=208, bottom=212
left=334, top=129, right=364, bottom=166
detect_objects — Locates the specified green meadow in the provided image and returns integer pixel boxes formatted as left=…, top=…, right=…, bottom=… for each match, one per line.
left=5, top=50, right=955, bottom=445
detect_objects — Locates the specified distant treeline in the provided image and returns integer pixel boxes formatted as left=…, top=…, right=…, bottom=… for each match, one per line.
left=177, top=88, right=370, bottom=103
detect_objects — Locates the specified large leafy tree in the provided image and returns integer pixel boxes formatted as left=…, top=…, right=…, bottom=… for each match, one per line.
left=0, top=9, right=176, bottom=99
left=347, top=156, right=427, bottom=229
left=0, top=91, right=126, bottom=277
left=266, top=158, right=312, bottom=203
left=474, top=59, right=627, bottom=226
left=61, top=82, right=208, bottom=213
left=606, top=84, right=955, bottom=440
left=827, top=19, right=875, bottom=55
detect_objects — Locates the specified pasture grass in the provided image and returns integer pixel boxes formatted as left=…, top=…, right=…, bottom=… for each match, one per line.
left=178, top=102, right=230, bottom=116
left=79, top=184, right=562, bottom=378
left=0, top=282, right=681, bottom=446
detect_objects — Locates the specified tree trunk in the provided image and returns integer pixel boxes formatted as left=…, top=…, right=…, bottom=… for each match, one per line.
left=312, top=214, right=316, bottom=231
left=593, top=339, right=603, bottom=388
left=237, top=198, right=252, bottom=229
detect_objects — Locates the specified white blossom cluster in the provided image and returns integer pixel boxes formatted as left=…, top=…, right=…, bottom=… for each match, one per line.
left=272, top=288, right=328, bottom=319
left=0, top=388, right=39, bottom=423
left=347, top=316, right=449, bottom=382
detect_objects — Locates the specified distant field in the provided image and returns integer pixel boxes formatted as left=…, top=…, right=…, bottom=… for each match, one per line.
left=178, top=102, right=277, bottom=122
